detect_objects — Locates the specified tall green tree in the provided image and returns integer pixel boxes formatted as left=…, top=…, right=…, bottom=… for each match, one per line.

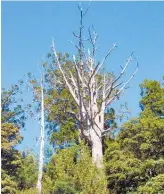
left=1, top=85, right=25, bottom=194
left=104, top=79, right=164, bottom=194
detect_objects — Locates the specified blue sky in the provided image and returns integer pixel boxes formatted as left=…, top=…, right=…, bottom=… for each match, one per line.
left=2, top=2, right=164, bottom=152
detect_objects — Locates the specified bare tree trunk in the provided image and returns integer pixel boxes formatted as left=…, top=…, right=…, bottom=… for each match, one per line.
left=37, top=79, right=44, bottom=194
left=91, top=126, right=103, bottom=168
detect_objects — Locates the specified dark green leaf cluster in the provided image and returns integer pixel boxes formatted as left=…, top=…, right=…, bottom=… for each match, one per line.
left=104, top=79, right=164, bottom=194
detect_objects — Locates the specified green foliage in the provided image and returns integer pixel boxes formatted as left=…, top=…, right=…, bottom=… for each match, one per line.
left=104, top=108, right=117, bottom=132
left=17, top=188, right=38, bottom=194
left=120, top=115, right=164, bottom=160
left=104, top=139, right=141, bottom=193
left=1, top=122, right=22, bottom=179
left=137, top=174, right=164, bottom=193
left=53, top=180, right=78, bottom=194
left=140, top=79, right=164, bottom=116
left=104, top=79, right=164, bottom=194
left=44, top=143, right=108, bottom=194
left=17, top=154, right=38, bottom=189
left=1, top=86, right=25, bottom=194
left=47, top=87, right=79, bottom=147
left=1, top=171, right=18, bottom=194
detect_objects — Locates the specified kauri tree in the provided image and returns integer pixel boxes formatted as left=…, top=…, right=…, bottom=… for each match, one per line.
left=51, top=3, right=138, bottom=167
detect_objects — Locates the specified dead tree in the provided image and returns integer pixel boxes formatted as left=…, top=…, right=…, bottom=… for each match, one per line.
left=37, top=74, right=45, bottom=194
left=51, top=3, right=138, bottom=168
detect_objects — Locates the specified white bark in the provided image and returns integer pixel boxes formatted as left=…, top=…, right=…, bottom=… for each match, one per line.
left=90, top=115, right=103, bottom=168
left=37, top=78, right=44, bottom=194
left=91, top=131, right=103, bottom=168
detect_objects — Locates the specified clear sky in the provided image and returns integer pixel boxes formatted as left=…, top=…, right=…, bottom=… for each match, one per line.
left=2, top=1, right=164, bottom=153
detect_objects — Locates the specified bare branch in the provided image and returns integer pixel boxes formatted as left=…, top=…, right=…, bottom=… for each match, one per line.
left=105, top=81, right=124, bottom=102
left=82, top=1, right=91, bottom=17
left=51, top=40, right=79, bottom=106
left=72, top=32, right=79, bottom=38
left=88, top=44, right=117, bottom=86
left=101, top=128, right=111, bottom=137
left=88, top=26, right=98, bottom=57
left=112, top=51, right=135, bottom=85
left=97, top=84, right=103, bottom=92
left=56, top=80, right=64, bottom=85
left=73, top=55, right=87, bottom=88
left=69, top=40, right=82, bottom=53
left=112, top=81, right=124, bottom=90
left=95, top=43, right=117, bottom=75
left=106, top=65, right=139, bottom=106
left=102, top=72, right=106, bottom=99
left=69, top=71, right=78, bottom=89
left=104, top=52, right=135, bottom=102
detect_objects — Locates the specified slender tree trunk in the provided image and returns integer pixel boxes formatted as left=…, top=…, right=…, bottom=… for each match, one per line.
left=37, top=80, right=44, bottom=194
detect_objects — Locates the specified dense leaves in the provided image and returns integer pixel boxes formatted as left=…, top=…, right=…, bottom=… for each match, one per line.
left=104, top=79, right=164, bottom=194
left=17, top=153, right=38, bottom=190
left=44, top=143, right=108, bottom=194
left=1, top=86, right=25, bottom=194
